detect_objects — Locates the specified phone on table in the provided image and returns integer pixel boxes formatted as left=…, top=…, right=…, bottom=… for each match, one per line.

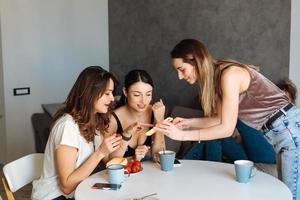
left=92, top=183, right=121, bottom=190
left=174, top=159, right=181, bottom=167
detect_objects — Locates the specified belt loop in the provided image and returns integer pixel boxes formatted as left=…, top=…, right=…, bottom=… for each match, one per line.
left=280, top=107, right=287, bottom=116
left=262, top=123, right=269, bottom=133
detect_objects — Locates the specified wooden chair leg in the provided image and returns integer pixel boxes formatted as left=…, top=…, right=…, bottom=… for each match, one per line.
left=1, top=177, right=15, bottom=200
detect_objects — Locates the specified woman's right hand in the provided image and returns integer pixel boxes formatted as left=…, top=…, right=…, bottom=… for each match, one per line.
left=172, top=117, right=192, bottom=130
left=124, top=121, right=153, bottom=136
left=97, top=134, right=122, bottom=157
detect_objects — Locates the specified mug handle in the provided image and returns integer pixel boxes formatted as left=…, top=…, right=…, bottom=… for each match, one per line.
left=250, top=166, right=256, bottom=179
left=122, top=171, right=130, bottom=183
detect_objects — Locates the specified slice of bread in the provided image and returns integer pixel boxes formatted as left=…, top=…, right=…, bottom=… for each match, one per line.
left=106, top=157, right=128, bottom=167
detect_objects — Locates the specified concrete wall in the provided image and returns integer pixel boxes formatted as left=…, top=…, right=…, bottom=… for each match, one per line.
left=290, top=0, right=300, bottom=106
left=109, top=0, right=290, bottom=109
left=0, top=0, right=109, bottom=163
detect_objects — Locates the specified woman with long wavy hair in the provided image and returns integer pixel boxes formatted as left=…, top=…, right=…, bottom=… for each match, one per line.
left=154, top=39, right=300, bottom=200
left=32, top=66, right=122, bottom=200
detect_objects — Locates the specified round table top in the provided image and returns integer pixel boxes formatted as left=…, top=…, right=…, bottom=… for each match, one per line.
left=75, top=160, right=292, bottom=200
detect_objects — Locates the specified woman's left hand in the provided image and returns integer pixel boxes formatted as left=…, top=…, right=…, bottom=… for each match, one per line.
left=135, top=145, right=150, bottom=161
left=153, top=121, right=185, bottom=141
left=152, top=99, right=165, bottom=122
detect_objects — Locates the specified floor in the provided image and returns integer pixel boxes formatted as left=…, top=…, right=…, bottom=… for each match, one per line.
left=0, top=167, right=32, bottom=200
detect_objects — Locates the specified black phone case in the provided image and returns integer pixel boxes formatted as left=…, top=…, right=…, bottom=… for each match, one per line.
left=92, top=183, right=121, bottom=190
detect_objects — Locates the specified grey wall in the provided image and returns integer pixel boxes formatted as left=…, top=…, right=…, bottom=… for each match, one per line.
left=0, top=0, right=109, bottom=163
left=109, top=0, right=290, bottom=109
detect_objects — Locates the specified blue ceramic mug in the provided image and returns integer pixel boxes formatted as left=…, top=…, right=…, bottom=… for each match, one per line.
left=107, top=164, right=125, bottom=184
left=234, top=160, right=256, bottom=183
left=159, top=150, right=176, bottom=171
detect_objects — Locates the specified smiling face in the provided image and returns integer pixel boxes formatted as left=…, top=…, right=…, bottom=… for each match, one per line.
left=124, top=81, right=153, bottom=112
left=172, top=58, right=197, bottom=84
left=94, top=78, right=115, bottom=113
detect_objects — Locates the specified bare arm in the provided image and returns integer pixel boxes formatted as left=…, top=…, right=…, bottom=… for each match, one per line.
left=155, top=67, right=249, bottom=141
left=55, top=134, right=121, bottom=194
left=185, top=116, right=221, bottom=129
left=151, top=100, right=166, bottom=160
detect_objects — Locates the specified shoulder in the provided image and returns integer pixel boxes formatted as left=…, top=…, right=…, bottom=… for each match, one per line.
left=220, top=66, right=251, bottom=94
left=112, top=106, right=129, bottom=121
left=220, top=66, right=249, bottom=84
left=50, top=114, right=82, bottom=145
left=53, top=114, right=78, bottom=130
left=108, top=110, right=123, bottom=134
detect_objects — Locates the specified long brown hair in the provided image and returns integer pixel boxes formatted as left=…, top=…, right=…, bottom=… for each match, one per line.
left=53, top=66, right=117, bottom=142
left=170, top=39, right=253, bottom=117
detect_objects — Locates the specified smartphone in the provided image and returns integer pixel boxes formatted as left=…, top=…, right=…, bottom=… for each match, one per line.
left=174, top=159, right=181, bottom=167
left=92, top=183, right=121, bottom=190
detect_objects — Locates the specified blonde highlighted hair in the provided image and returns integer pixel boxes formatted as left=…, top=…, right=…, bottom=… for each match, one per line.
left=170, top=39, right=256, bottom=116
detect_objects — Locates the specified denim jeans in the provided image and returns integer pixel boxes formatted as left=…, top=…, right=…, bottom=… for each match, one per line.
left=183, top=137, right=248, bottom=162
left=264, top=106, right=300, bottom=200
left=237, top=119, right=276, bottom=163
left=183, top=120, right=276, bottom=163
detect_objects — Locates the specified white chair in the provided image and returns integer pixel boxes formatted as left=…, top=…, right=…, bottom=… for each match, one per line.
left=1, top=153, right=44, bottom=200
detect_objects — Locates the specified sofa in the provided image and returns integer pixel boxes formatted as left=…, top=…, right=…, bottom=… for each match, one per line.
left=31, top=103, right=63, bottom=153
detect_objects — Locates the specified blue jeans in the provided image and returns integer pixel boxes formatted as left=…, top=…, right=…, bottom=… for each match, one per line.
left=183, top=138, right=248, bottom=162
left=237, top=120, right=276, bottom=163
left=264, top=106, right=300, bottom=200
left=183, top=120, right=276, bottom=163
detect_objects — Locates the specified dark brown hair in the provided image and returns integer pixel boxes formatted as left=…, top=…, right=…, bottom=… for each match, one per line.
left=276, top=79, right=297, bottom=104
left=117, top=69, right=154, bottom=107
left=53, top=66, right=117, bottom=142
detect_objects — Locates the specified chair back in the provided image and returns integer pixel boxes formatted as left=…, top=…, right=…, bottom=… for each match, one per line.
left=2, top=153, right=44, bottom=193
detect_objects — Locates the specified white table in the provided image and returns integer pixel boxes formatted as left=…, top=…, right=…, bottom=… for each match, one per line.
left=75, top=160, right=292, bottom=200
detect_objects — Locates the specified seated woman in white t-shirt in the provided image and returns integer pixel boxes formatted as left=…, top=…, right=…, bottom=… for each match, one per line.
left=31, top=66, right=123, bottom=200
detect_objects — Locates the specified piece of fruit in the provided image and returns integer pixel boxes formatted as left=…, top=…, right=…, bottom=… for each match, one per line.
left=131, top=165, right=139, bottom=173
left=145, top=117, right=173, bottom=136
left=123, top=159, right=142, bottom=174
left=133, top=160, right=141, bottom=168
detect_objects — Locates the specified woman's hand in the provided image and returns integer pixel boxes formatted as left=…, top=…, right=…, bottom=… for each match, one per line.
left=135, top=145, right=150, bottom=161
left=152, top=99, right=165, bottom=122
left=172, top=117, right=192, bottom=130
left=125, top=121, right=153, bottom=136
left=153, top=121, right=185, bottom=141
left=97, top=134, right=122, bottom=157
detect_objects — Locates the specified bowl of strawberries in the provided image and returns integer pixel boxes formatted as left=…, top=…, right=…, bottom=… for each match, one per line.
left=124, top=159, right=142, bottom=174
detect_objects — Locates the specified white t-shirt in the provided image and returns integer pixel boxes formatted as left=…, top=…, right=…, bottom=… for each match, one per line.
left=31, top=114, right=102, bottom=200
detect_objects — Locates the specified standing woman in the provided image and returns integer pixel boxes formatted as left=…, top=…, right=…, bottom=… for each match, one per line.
left=107, top=69, right=165, bottom=162
left=32, top=66, right=122, bottom=200
left=154, top=39, right=300, bottom=200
